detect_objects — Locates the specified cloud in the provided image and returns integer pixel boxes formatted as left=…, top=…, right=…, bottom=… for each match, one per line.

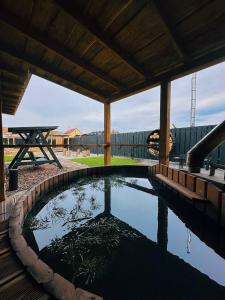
left=3, top=61, right=225, bottom=133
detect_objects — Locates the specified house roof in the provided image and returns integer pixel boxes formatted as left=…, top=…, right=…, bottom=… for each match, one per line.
left=1, top=0, right=225, bottom=114
left=64, top=128, right=80, bottom=135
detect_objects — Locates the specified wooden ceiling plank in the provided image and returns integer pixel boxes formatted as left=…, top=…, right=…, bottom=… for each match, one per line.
left=110, top=44, right=225, bottom=102
left=80, top=0, right=133, bottom=58
left=0, top=62, right=28, bottom=78
left=150, top=0, right=187, bottom=61
left=0, top=43, right=107, bottom=102
left=55, top=0, right=146, bottom=79
left=2, top=90, right=22, bottom=97
left=0, top=8, right=123, bottom=91
left=1, top=80, right=24, bottom=90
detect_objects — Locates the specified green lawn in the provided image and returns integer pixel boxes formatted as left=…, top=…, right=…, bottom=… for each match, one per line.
left=70, top=156, right=140, bottom=167
left=4, top=155, right=14, bottom=162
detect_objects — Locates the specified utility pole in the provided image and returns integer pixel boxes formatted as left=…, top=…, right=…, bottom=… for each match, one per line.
left=190, top=73, right=197, bottom=127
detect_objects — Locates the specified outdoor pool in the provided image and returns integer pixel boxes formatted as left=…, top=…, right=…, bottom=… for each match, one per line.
left=23, top=174, right=225, bottom=299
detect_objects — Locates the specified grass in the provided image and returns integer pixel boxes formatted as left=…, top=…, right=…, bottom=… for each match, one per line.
left=70, top=156, right=140, bottom=167
left=4, top=155, right=14, bottom=162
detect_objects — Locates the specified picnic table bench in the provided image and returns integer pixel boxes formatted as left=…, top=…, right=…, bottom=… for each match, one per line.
left=8, top=126, right=62, bottom=169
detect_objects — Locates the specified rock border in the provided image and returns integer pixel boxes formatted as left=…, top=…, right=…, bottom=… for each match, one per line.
left=9, top=165, right=149, bottom=300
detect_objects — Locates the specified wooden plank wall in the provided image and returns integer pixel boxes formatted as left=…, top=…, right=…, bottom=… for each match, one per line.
left=71, top=125, right=225, bottom=163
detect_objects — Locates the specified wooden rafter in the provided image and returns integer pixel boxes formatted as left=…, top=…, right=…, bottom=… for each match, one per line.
left=150, top=0, right=187, bottom=61
left=110, top=45, right=225, bottom=102
left=2, top=91, right=22, bottom=98
left=2, top=94, right=20, bottom=101
left=0, top=8, right=123, bottom=91
left=0, top=43, right=107, bottom=102
left=80, top=0, right=133, bottom=58
left=0, top=63, right=28, bottom=78
left=2, top=80, right=24, bottom=90
left=55, top=0, right=146, bottom=79
left=2, top=88, right=23, bottom=97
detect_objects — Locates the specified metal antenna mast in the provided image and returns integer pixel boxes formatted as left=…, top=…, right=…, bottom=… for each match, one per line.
left=190, top=73, right=197, bottom=127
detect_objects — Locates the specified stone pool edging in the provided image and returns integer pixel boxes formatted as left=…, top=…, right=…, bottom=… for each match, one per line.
left=8, top=165, right=149, bottom=300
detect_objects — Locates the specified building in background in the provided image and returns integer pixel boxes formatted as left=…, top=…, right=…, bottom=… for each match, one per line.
left=64, top=128, right=81, bottom=138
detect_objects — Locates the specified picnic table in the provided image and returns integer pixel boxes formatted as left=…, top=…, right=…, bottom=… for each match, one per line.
left=8, top=126, right=62, bottom=169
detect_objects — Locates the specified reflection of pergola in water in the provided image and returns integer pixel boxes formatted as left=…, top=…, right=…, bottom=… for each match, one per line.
left=26, top=177, right=225, bottom=258
left=104, top=178, right=168, bottom=251
left=30, top=180, right=225, bottom=299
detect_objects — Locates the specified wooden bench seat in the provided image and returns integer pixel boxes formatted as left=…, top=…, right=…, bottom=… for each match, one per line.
left=156, top=174, right=207, bottom=202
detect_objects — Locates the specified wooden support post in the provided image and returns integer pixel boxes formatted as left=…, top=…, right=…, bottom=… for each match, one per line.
left=104, top=103, right=111, bottom=165
left=159, top=80, right=171, bottom=165
left=104, top=178, right=111, bottom=214
left=0, top=98, right=5, bottom=202
left=157, top=197, right=168, bottom=252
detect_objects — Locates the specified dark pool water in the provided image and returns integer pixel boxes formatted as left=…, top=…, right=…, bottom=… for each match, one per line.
left=23, top=175, right=225, bottom=299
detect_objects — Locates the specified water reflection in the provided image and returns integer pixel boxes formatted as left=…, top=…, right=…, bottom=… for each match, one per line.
left=157, top=197, right=168, bottom=252
left=23, top=175, right=225, bottom=299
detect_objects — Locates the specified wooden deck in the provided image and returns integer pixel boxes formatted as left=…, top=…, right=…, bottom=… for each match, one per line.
left=0, top=220, right=52, bottom=300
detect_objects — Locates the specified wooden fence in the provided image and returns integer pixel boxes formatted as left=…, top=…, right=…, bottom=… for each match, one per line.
left=71, top=125, right=225, bottom=163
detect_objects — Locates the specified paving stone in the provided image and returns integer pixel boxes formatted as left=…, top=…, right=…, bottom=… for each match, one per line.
left=16, top=246, right=38, bottom=267
left=196, top=178, right=207, bottom=198
left=43, top=273, right=77, bottom=300
left=27, top=259, right=54, bottom=283
left=75, top=288, right=103, bottom=300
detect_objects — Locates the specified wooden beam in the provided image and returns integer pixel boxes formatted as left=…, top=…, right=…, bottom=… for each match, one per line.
left=80, top=0, right=133, bottom=57
left=0, top=43, right=107, bottom=102
left=0, top=8, right=123, bottom=91
left=3, top=102, right=18, bottom=108
left=2, top=89, right=22, bottom=97
left=1, top=72, right=26, bottom=85
left=110, top=45, right=225, bottom=102
left=150, top=0, right=186, bottom=61
left=0, top=62, right=28, bottom=78
left=0, top=96, right=5, bottom=202
left=55, top=0, right=145, bottom=79
left=157, top=197, right=168, bottom=252
left=2, top=94, right=19, bottom=102
left=159, top=80, right=171, bottom=165
left=2, top=80, right=25, bottom=90
left=104, top=103, right=111, bottom=165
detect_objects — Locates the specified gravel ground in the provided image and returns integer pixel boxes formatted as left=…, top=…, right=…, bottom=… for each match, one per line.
left=5, top=159, right=85, bottom=196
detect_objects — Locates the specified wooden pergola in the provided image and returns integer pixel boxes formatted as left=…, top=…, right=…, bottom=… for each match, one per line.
left=1, top=0, right=225, bottom=202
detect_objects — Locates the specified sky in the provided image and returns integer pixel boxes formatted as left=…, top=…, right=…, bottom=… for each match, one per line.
left=3, top=62, right=225, bottom=134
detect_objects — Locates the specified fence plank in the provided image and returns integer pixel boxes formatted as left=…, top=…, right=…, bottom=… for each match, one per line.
left=60, top=124, right=225, bottom=164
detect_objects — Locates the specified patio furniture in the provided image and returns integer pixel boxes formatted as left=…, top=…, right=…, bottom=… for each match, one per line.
left=8, top=126, right=62, bottom=169
left=209, top=161, right=225, bottom=180
left=173, top=155, right=186, bottom=169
